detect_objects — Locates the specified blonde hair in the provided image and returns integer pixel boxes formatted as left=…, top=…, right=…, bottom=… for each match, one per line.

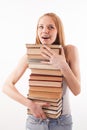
left=35, top=13, right=65, bottom=47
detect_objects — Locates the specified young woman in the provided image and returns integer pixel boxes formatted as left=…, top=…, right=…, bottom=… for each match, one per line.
left=2, top=13, right=81, bottom=130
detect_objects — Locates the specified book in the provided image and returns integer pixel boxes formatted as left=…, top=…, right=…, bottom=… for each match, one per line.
left=28, top=98, right=62, bottom=107
left=27, top=54, right=45, bottom=60
left=29, top=80, right=62, bottom=87
left=29, top=86, right=62, bottom=92
left=27, top=109, right=62, bottom=119
left=28, top=90, right=62, bottom=99
left=29, top=74, right=63, bottom=82
left=27, top=48, right=60, bottom=55
left=43, top=99, right=62, bottom=110
left=28, top=96, right=61, bottom=103
left=28, top=61, right=61, bottom=70
left=26, top=43, right=61, bottom=50
left=44, top=111, right=62, bottom=119
left=31, top=69, right=63, bottom=76
left=43, top=102, right=62, bottom=114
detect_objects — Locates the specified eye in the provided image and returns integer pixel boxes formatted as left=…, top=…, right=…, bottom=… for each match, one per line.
left=38, top=25, right=43, bottom=29
left=48, top=25, right=55, bottom=30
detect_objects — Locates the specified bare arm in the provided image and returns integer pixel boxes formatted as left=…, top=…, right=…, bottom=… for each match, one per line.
left=2, top=54, right=31, bottom=107
left=41, top=44, right=81, bottom=96
left=2, top=54, right=48, bottom=119
left=61, top=45, right=81, bottom=95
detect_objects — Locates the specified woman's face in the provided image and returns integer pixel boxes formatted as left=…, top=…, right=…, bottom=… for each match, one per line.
left=37, top=16, right=57, bottom=45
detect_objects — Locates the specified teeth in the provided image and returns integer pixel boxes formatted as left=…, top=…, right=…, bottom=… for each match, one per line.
left=44, top=37, right=48, bottom=38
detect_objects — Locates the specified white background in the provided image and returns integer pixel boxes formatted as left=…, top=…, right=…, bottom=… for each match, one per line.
left=0, top=0, right=87, bottom=130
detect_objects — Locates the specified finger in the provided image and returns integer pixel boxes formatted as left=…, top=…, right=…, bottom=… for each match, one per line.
left=34, top=108, right=47, bottom=119
left=43, top=45, right=57, bottom=56
left=41, top=45, right=54, bottom=55
left=41, top=102, right=50, bottom=107
left=41, top=112, right=47, bottom=119
left=41, top=46, right=52, bottom=58
left=41, top=52, right=50, bottom=60
left=39, top=108, right=47, bottom=119
left=32, top=108, right=46, bottom=119
left=41, top=60, right=50, bottom=65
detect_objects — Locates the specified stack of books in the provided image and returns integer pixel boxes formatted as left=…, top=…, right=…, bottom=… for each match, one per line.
left=26, top=44, right=63, bottom=119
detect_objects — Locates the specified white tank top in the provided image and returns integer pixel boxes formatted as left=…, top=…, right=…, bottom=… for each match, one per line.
left=62, top=79, right=71, bottom=115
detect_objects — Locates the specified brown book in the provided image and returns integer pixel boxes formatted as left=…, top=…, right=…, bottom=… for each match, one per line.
left=31, top=69, right=63, bottom=76
left=42, top=99, right=62, bottom=110
left=28, top=97, right=62, bottom=106
left=29, top=86, right=62, bottom=92
left=29, top=74, right=63, bottom=82
left=29, top=80, right=62, bottom=87
left=27, top=109, right=62, bottom=119
left=28, top=90, right=62, bottom=99
left=26, top=43, right=61, bottom=50
left=28, top=96, right=60, bottom=103
left=43, top=106, right=59, bottom=111
left=27, top=105, right=62, bottom=119
left=44, top=111, right=62, bottom=119
left=27, top=54, right=45, bottom=60
left=43, top=102, right=62, bottom=113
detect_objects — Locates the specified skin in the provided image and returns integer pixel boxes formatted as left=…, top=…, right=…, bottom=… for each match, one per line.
left=2, top=16, right=81, bottom=119
left=37, top=16, right=57, bottom=45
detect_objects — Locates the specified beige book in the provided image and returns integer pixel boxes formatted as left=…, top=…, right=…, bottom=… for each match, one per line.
left=31, top=69, right=63, bottom=76
left=28, top=62, right=61, bottom=70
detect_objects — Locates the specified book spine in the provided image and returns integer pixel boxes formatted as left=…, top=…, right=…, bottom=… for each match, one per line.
left=29, top=80, right=62, bottom=87
left=29, top=86, right=62, bottom=92
left=28, top=62, right=61, bottom=70
left=28, top=90, right=62, bottom=99
left=29, top=74, right=63, bottom=82
left=31, top=69, right=63, bottom=76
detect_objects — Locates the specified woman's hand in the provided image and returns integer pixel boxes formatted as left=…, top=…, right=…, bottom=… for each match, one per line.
left=29, top=100, right=49, bottom=119
left=40, top=44, right=66, bottom=70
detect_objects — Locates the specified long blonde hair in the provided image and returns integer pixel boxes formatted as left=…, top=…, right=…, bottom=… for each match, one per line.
left=35, top=13, right=65, bottom=47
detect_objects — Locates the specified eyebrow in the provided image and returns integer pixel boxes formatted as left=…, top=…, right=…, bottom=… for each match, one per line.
left=38, top=24, right=55, bottom=26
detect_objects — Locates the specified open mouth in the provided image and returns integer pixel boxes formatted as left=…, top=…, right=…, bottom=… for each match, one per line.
left=42, top=36, right=50, bottom=39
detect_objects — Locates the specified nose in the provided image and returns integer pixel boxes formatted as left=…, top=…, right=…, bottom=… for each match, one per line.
left=42, top=26, right=49, bottom=33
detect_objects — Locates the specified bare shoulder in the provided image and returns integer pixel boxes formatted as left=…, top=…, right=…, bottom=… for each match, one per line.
left=20, top=54, right=28, bottom=63
left=18, top=54, right=28, bottom=68
left=64, top=44, right=78, bottom=51
left=64, top=44, right=79, bottom=63
left=4, top=54, right=28, bottom=84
